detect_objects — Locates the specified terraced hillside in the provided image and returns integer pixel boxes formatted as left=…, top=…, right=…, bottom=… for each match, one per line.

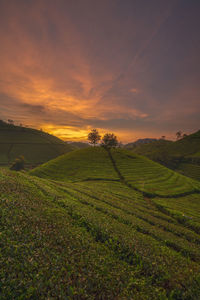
left=0, top=120, right=74, bottom=166
left=131, top=130, right=200, bottom=181
left=1, top=147, right=200, bottom=299
left=30, top=147, right=119, bottom=182
left=31, top=147, right=200, bottom=197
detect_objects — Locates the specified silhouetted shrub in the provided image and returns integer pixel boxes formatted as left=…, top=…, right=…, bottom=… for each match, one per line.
left=10, top=156, right=25, bottom=171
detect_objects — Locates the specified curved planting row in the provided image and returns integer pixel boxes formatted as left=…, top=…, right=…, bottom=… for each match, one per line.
left=0, top=169, right=162, bottom=299
left=2, top=165, right=200, bottom=299
left=110, top=148, right=200, bottom=197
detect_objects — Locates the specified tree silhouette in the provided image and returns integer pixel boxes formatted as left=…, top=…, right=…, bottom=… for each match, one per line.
left=176, top=131, right=182, bottom=140
left=88, top=129, right=101, bottom=146
left=101, top=133, right=118, bottom=149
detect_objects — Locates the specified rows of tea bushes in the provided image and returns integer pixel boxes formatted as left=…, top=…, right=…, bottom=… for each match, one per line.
left=154, top=194, right=200, bottom=235
left=1, top=168, right=200, bottom=298
left=44, top=178, right=200, bottom=298
left=0, top=169, right=164, bottom=299
left=51, top=181, right=200, bottom=262
left=110, top=148, right=200, bottom=196
left=30, top=147, right=200, bottom=197
left=2, top=145, right=200, bottom=299
left=177, top=163, right=200, bottom=181
left=30, top=147, right=119, bottom=182
left=69, top=181, right=200, bottom=244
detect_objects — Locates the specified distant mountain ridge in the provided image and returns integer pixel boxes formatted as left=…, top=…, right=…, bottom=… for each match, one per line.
left=125, top=138, right=158, bottom=148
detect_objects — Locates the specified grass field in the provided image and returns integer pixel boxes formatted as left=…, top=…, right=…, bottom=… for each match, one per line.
left=1, top=147, right=200, bottom=299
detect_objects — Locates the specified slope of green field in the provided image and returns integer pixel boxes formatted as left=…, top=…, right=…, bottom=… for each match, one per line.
left=169, top=130, right=200, bottom=157
left=132, top=131, right=200, bottom=161
left=30, top=147, right=119, bottom=181
left=176, top=163, right=200, bottom=181
left=111, top=149, right=200, bottom=196
left=131, top=130, right=200, bottom=181
left=1, top=167, right=200, bottom=299
left=0, top=121, right=74, bottom=165
left=31, top=147, right=200, bottom=197
left=128, top=139, right=173, bottom=157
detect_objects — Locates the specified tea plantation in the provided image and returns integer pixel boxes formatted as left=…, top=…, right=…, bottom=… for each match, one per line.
left=1, top=147, right=200, bottom=299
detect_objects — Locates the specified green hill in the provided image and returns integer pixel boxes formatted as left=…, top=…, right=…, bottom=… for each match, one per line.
left=30, top=147, right=200, bottom=197
left=167, top=130, right=200, bottom=157
left=0, top=120, right=75, bottom=166
left=131, top=131, right=200, bottom=181
left=1, top=146, right=200, bottom=299
left=30, top=147, right=119, bottom=182
left=128, top=139, right=173, bottom=158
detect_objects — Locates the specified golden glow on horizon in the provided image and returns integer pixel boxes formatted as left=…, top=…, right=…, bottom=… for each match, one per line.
left=40, top=123, right=161, bottom=143
left=42, top=124, right=90, bottom=141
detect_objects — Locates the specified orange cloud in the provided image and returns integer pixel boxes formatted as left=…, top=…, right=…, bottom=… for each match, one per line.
left=0, top=1, right=199, bottom=143
left=130, top=88, right=140, bottom=94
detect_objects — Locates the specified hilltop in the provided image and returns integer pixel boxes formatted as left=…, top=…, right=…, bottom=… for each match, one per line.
left=0, top=120, right=75, bottom=166
left=30, top=147, right=200, bottom=197
left=30, top=147, right=118, bottom=182
left=131, top=130, right=200, bottom=181
left=1, top=147, right=200, bottom=298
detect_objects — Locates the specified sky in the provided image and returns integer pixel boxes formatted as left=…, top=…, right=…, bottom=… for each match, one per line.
left=0, top=0, right=200, bottom=142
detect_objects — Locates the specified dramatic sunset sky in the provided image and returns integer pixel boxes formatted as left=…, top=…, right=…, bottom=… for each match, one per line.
left=0, top=0, right=199, bottom=142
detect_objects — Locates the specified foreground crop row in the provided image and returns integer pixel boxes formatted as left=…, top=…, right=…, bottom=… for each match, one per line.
left=1, top=168, right=200, bottom=299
